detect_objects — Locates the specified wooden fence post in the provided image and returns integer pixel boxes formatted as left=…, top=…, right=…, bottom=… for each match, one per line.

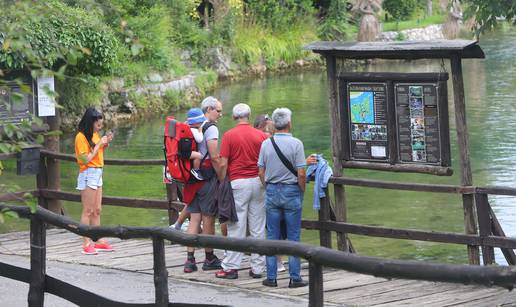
left=36, top=156, right=48, bottom=209
left=450, top=54, right=480, bottom=265
left=165, top=183, right=179, bottom=226
left=44, top=111, right=63, bottom=214
left=152, top=237, right=169, bottom=306
left=319, top=192, right=332, bottom=248
left=28, top=216, right=46, bottom=307
left=325, top=55, right=348, bottom=252
left=474, top=193, right=495, bottom=265
left=309, top=262, right=324, bottom=307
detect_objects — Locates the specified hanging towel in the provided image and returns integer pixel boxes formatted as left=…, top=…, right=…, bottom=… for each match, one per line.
left=306, top=154, right=333, bottom=210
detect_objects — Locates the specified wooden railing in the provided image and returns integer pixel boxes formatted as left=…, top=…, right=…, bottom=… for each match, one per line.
left=3, top=149, right=516, bottom=305
left=310, top=177, right=516, bottom=266
left=3, top=203, right=516, bottom=307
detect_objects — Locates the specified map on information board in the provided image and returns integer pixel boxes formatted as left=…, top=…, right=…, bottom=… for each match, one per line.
left=350, top=91, right=374, bottom=124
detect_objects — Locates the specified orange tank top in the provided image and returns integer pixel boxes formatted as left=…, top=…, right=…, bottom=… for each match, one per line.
left=75, top=132, right=104, bottom=172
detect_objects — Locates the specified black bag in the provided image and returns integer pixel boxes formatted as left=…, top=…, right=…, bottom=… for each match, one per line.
left=270, top=136, right=298, bottom=177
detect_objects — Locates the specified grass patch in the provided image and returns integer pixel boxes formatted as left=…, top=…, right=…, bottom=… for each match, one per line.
left=232, top=20, right=317, bottom=69
left=383, top=14, right=445, bottom=32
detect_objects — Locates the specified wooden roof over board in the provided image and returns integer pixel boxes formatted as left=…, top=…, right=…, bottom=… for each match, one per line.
left=304, top=40, right=485, bottom=59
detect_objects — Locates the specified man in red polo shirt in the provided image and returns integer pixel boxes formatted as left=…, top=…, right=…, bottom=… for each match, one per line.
left=215, top=103, right=268, bottom=280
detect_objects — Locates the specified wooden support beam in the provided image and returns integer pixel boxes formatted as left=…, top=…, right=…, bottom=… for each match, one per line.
left=326, top=54, right=348, bottom=252
left=475, top=193, right=495, bottom=265
left=28, top=216, right=46, bottom=307
left=152, top=237, right=169, bottom=306
left=309, top=262, right=323, bottom=307
left=489, top=205, right=516, bottom=265
left=450, top=54, right=480, bottom=265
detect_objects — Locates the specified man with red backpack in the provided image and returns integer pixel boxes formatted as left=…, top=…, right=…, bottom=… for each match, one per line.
left=183, top=96, right=225, bottom=273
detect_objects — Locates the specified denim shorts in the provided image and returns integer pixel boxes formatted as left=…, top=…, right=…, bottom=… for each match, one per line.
left=76, top=167, right=103, bottom=190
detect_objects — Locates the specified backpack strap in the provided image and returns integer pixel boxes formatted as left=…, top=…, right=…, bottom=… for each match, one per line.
left=198, top=121, right=216, bottom=165
left=270, top=136, right=298, bottom=177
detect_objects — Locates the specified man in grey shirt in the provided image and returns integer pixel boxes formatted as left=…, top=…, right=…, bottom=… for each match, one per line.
left=257, top=107, right=308, bottom=288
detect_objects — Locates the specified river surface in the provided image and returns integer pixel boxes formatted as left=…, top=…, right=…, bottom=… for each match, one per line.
left=2, top=26, right=515, bottom=264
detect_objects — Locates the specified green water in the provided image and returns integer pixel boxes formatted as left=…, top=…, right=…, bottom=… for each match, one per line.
left=2, top=26, right=515, bottom=264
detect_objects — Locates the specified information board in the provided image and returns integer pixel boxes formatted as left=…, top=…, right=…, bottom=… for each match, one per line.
left=348, top=83, right=389, bottom=161
left=339, top=73, right=451, bottom=170
left=395, top=83, right=442, bottom=164
left=0, top=85, right=34, bottom=124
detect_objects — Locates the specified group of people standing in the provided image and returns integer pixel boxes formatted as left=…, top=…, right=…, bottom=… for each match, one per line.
left=74, top=95, right=314, bottom=288
left=178, top=96, right=311, bottom=288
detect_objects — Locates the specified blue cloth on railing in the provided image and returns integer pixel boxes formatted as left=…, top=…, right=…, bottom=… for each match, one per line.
left=306, top=154, right=333, bottom=210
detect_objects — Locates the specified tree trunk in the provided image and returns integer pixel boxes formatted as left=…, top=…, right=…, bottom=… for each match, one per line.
left=427, top=0, right=433, bottom=16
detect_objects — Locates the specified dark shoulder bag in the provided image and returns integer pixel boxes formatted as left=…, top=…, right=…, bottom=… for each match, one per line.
left=270, top=136, right=298, bottom=177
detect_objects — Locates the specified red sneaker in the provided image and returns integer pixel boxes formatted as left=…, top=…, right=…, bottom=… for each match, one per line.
left=82, top=245, right=97, bottom=255
left=94, top=242, right=114, bottom=252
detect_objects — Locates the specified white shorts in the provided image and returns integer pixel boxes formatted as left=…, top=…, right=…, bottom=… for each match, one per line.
left=76, top=167, right=103, bottom=190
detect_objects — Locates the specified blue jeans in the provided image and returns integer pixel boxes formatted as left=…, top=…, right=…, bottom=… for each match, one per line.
left=265, top=183, right=303, bottom=281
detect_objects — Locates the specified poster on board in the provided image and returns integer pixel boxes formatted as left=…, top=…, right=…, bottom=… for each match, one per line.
left=37, top=76, right=56, bottom=117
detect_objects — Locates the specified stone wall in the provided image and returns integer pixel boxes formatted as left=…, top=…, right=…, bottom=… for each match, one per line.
left=379, top=24, right=444, bottom=41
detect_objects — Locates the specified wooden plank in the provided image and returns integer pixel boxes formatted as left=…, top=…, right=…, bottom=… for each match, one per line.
left=348, top=281, right=456, bottom=306
left=40, top=149, right=163, bottom=165
left=304, top=40, right=485, bottom=59
left=385, top=285, right=507, bottom=306
left=341, top=160, right=453, bottom=176
left=39, top=189, right=184, bottom=211
left=284, top=273, right=387, bottom=296
left=324, top=279, right=418, bottom=302
left=329, top=176, right=469, bottom=194
left=455, top=289, right=516, bottom=306
left=302, top=220, right=483, bottom=246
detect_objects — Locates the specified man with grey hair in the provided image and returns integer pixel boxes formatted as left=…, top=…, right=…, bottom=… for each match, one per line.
left=215, top=103, right=268, bottom=279
left=183, top=96, right=224, bottom=273
left=258, top=107, right=308, bottom=288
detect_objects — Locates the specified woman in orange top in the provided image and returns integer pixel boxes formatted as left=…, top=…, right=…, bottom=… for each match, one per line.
left=75, top=107, right=113, bottom=255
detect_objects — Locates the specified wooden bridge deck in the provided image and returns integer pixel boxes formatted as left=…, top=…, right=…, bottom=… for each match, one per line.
left=1, top=229, right=516, bottom=306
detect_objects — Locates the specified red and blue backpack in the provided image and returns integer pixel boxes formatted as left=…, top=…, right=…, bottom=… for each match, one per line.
left=163, top=116, right=212, bottom=183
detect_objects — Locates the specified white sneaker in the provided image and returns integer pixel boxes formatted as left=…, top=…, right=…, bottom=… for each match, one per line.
left=190, top=169, right=204, bottom=181
left=277, top=258, right=286, bottom=272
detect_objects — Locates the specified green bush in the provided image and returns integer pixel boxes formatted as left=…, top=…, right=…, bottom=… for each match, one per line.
left=247, top=0, right=314, bottom=32
left=232, top=20, right=316, bottom=69
left=383, top=0, right=418, bottom=21
left=317, top=0, right=353, bottom=41
left=56, top=75, right=104, bottom=114
left=0, top=1, right=119, bottom=75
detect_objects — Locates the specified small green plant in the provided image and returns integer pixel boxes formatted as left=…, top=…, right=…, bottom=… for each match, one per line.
left=162, top=89, right=182, bottom=111
left=395, top=32, right=407, bottom=41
